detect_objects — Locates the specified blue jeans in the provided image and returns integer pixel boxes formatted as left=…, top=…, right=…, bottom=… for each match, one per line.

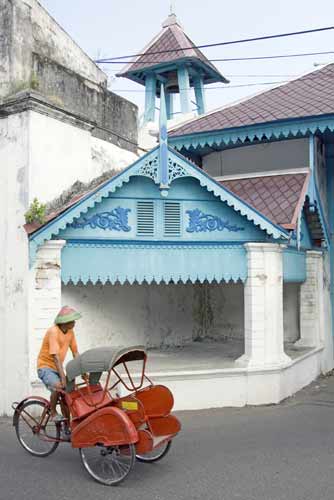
left=37, top=367, right=61, bottom=392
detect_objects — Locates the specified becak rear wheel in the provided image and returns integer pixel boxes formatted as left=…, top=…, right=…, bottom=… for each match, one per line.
left=80, top=443, right=136, bottom=486
left=136, top=440, right=171, bottom=463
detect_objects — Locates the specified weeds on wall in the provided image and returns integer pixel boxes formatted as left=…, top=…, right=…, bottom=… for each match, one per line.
left=25, top=198, right=46, bottom=225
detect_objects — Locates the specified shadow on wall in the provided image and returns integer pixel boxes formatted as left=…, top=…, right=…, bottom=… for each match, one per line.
left=62, top=281, right=300, bottom=350
left=62, top=282, right=245, bottom=351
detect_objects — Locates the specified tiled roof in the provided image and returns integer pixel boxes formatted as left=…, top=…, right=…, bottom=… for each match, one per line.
left=170, top=64, right=334, bottom=136
left=117, top=15, right=226, bottom=81
left=221, top=172, right=309, bottom=228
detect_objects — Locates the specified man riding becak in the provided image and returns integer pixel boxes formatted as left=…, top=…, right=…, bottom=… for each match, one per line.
left=37, top=306, right=82, bottom=422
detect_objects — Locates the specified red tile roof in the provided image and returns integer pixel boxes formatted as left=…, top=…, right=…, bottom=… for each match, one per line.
left=221, top=172, right=309, bottom=228
left=170, top=64, right=334, bottom=136
left=117, top=15, right=226, bottom=82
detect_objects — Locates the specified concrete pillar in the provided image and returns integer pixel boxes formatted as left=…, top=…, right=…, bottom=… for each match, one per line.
left=296, top=250, right=324, bottom=348
left=194, top=75, right=206, bottom=115
left=144, top=74, right=156, bottom=123
left=236, top=243, right=291, bottom=368
left=177, top=66, right=192, bottom=114
left=29, top=240, right=66, bottom=382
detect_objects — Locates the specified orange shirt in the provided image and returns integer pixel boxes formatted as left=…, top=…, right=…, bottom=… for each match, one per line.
left=37, top=325, right=78, bottom=371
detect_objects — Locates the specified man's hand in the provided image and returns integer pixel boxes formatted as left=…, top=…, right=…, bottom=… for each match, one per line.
left=61, top=374, right=67, bottom=389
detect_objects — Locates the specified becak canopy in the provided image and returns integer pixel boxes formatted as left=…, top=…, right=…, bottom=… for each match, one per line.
left=66, top=345, right=147, bottom=382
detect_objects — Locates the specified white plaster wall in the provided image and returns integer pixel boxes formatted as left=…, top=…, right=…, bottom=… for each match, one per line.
left=62, top=282, right=245, bottom=351
left=283, top=284, right=300, bottom=342
left=320, top=251, right=334, bottom=372
left=0, top=0, right=106, bottom=100
left=29, top=111, right=138, bottom=204
left=0, top=113, right=31, bottom=414
left=26, top=0, right=106, bottom=86
left=91, top=136, right=138, bottom=176
left=203, top=138, right=309, bottom=177
left=62, top=282, right=299, bottom=353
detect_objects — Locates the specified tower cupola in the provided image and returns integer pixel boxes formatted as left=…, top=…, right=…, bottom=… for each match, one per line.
left=117, top=12, right=229, bottom=123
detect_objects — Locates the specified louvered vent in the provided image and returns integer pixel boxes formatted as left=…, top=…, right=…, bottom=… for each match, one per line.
left=137, top=201, right=155, bottom=236
left=164, top=202, right=181, bottom=237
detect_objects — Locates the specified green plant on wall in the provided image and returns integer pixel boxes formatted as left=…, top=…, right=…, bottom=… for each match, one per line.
left=25, top=198, right=46, bottom=225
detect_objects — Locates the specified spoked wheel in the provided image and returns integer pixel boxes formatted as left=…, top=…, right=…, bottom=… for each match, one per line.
left=79, top=444, right=136, bottom=486
left=136, top=440, right=171, bottom=463
left=15, top=400, right=60, bottom=457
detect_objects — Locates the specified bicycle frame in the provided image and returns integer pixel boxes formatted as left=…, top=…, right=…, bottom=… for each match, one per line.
left=12, top=394, right=70, bottom=444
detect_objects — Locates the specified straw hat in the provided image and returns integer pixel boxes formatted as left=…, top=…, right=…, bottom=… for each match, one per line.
left=54, top=306, right=82, bottom=325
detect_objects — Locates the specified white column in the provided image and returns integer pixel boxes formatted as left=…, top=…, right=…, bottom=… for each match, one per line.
left=236, top=243, right=291, bottom=368
left=296, top=250, right=324, bottom=348
left=30, top=240, right=66, bottom=381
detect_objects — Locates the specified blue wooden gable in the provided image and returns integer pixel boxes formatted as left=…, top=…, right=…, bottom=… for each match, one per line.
left=29, top=146, right=309, bottom=285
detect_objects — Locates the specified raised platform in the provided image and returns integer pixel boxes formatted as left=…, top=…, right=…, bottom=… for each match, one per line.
left=142, top=340, right=321, bottom=410
left=30, top=340, right=323, bottom=412
left=146, top=340, right=311, bottom=372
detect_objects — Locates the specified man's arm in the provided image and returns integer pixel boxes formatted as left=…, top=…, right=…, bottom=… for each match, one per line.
left=52, top=354, right=66, bottom=388
left=70, top=334, right=79, bottom=359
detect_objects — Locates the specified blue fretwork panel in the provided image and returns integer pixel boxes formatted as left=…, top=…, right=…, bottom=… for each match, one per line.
left=186, top=209, right=244, bottom=233
left=136, top=152, right=188, bottom=185
left=71, top=208, right=131, bottom=232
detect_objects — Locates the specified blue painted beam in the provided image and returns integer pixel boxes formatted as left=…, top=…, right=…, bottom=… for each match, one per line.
left=159, top=83, right=169, bottom=190
left=308, top=135, right=316, bottom=208
left=144, top=74, right=156, bottom=123
left=166, top=92, right=174, bottom=120
left=193, top=75, right=206, bottom=115
left=177, top=66, right=191, bottom=114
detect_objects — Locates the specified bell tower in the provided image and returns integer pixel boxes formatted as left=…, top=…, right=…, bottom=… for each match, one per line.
left=117, top=11, right=229, bottom=124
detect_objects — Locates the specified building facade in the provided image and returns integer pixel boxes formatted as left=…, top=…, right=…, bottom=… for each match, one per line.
left=1, top=3, right=334, bottom=414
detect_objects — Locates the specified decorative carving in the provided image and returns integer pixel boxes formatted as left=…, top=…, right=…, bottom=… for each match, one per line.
left=71, top=207, right=131, bottom=232
left=138, top=155, right=159, bottom=182
left=186, top=209, right=245, bottom=233
left=168, top=158, right=188, bottom=183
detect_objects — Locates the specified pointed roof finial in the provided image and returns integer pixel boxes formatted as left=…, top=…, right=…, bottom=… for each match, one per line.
left=162, top=0, right=181, bottom=28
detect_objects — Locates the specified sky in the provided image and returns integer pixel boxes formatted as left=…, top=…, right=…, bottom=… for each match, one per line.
left=39, top=0, right=334, bottom=120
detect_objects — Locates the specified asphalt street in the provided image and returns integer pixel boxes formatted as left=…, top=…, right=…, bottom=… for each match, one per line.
left=2, top=376, right=334, bottom=500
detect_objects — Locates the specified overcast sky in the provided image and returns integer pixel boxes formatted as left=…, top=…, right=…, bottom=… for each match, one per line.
left=40, top=0, right=334, bottom=119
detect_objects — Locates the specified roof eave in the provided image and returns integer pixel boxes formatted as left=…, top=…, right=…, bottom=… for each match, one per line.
left=117, top=57, right=229, bottom=85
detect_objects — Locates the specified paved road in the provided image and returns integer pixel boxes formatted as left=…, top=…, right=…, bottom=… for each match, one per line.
left=2, top=376, right=334, bottom=500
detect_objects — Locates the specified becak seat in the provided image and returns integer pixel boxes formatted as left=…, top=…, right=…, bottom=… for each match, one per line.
left=66, top=384, right=111, bottom=419
left=135, top=385, right=174, bottom=417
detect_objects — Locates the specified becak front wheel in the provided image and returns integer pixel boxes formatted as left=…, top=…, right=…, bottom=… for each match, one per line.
left=79, top=443, right=136, bottom=485
left=15, top=400, right=60, bottom=457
